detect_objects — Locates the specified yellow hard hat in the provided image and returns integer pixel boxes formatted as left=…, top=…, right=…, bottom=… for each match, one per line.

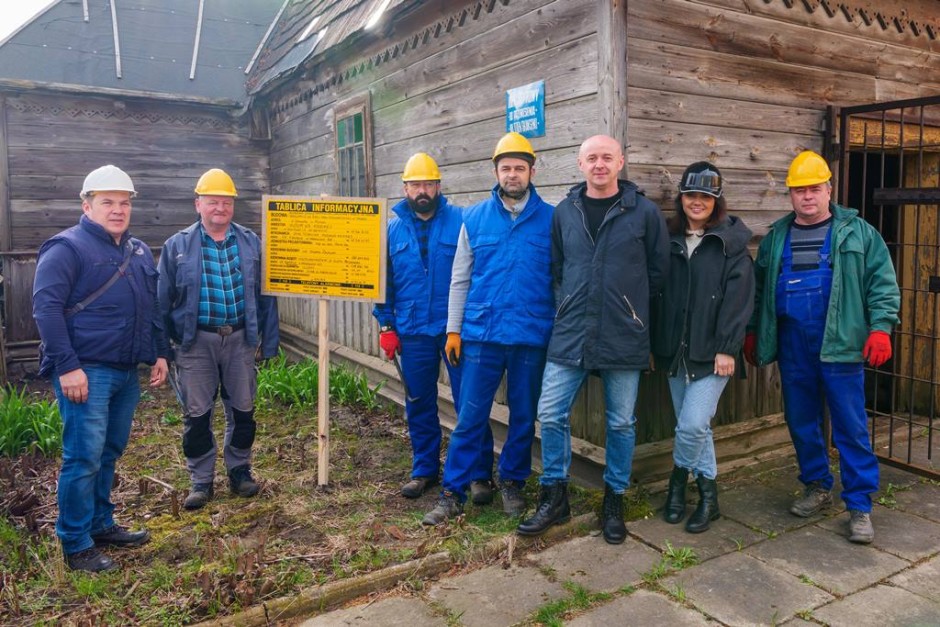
left=194, top=168, right=238, bottom=197
left=786, top=151, right=832, bottom=187
left=492, top=132, right=536, bottom=165
left=401, top=152, right=441, bottom=182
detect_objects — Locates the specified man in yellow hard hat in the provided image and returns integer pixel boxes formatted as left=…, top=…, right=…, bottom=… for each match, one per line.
left=423, top=132, right=555, bottom=525
left=745, top=150, right=900, bottom=544
left=373, top=153, right=495, bottom=500
left=158, top=168, right=280, bottom=510
left=33, top=165, right=169, bottom=572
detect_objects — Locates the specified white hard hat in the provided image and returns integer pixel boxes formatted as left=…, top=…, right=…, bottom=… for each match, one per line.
left=80, top=165, right=137, bottom=199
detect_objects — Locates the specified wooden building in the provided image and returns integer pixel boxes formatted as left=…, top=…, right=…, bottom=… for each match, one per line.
left=0, top=0, right=282, bottom=368
left=2, top=0, right=939, bottom=480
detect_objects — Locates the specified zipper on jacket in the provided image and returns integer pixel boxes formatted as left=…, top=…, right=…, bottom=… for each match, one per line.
left=622, top=295, right=645, bottom=329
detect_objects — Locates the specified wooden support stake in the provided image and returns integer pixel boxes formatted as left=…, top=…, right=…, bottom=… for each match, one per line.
left=317, top=298, right=330, bottom=486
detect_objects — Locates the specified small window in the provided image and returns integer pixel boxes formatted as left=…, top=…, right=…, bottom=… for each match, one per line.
left=334, top=94, right=373, bottom=197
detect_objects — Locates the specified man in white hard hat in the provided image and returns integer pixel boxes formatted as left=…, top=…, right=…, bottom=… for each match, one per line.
left=158, top=168, right=279, bottom=511
left=33, top=165, right=169, bottom=572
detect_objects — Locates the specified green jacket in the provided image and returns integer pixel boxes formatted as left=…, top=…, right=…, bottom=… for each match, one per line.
left=749, top=203, right=899, bottom=365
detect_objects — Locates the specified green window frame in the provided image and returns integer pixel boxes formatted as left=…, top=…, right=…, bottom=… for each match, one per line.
left=334, top=94, right=373, bottom=197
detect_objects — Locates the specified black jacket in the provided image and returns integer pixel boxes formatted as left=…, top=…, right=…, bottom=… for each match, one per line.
left=651, top=215, right=755, bottom=380
left=547, top=180, right=669, bottom=369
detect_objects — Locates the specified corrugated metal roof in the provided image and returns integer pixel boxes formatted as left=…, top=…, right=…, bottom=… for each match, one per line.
left=245, top=0, right=408, bottom=95
left=0, top=0, right=284, bottom=102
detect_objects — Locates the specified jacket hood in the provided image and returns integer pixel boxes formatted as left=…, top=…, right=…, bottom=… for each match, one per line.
left=703, top=215, right=752, bottom=257
left=565, top=179, right=642, bottom=207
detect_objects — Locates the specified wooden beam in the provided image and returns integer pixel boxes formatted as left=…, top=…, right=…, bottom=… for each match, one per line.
left=597, top=0, right=628, bottom=166
left=0, top=79, right=241, bottom=108
left=0, top=96, right=10, bottom=252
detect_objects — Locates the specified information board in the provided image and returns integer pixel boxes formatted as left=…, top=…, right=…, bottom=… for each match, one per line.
left=506, top=80, right=545, bottom=138
left=261, top=195, right=386, bottom=301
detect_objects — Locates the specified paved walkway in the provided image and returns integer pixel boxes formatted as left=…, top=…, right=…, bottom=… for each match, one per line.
left=299, top=462, right=940, bottom=626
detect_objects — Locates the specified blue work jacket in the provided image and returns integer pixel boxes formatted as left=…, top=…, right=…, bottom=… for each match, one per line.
left=158, top=222, right=280, bottom=358
left=461, top=184, right=554, bottom=347
left=33, top=215, right=169, bottom=377
left=373, top=196, right=463, bottom=336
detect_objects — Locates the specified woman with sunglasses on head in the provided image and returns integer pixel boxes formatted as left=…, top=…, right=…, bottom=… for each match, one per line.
left=651, top=162, right=755, bottom=533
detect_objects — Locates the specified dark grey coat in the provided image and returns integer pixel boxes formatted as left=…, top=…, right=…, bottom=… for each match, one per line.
left=547, top=180, right=669, bottom=370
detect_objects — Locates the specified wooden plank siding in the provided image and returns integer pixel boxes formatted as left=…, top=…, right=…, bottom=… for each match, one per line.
left=2, top=91, right=270, bottom=252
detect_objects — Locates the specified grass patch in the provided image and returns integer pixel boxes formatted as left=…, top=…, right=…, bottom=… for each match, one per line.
left=0, top=386, right=61, bottom=457
left=530, top=581, right=612, bottom=625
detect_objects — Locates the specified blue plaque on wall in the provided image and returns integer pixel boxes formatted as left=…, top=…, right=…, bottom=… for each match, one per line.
left=506, top=80, right=545, bottom=138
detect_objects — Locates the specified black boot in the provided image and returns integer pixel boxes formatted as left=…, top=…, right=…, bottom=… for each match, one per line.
left=517, top=483, right=570, bottom=536
left=663, top=466, right=689, bottom=524
left=685, top=475, right=720, bottom=533
left=601, top=484, right=627, bottom=544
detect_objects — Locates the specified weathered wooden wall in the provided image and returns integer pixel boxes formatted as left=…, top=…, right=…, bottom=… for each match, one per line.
left=1, top=90, right=269, bottom=251
left=625, top=0, right=940, bottom=236
left=264, top=0, right=940, bottom=448
left=0, top=89, right=271, bottom=344
left=269, top=0, right=600, bottom=409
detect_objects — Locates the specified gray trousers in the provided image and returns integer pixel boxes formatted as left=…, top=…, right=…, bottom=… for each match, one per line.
left=175, top=329, right=258, bottom=483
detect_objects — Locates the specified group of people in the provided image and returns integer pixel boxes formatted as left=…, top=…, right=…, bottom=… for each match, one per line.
left=32, top=133, right=899, bottom=573
left=377, top=134, right=899, bottom=549
left=33, top=166, right=278, bottom=572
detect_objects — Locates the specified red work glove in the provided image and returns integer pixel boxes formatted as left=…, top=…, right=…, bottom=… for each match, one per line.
left=379, top=329, right=401, bottom=360
left=743, top=332, right=758, bottom=367
left=862, top=330, right=892, bottom=367
left=445, top=332, right=461, bottom=366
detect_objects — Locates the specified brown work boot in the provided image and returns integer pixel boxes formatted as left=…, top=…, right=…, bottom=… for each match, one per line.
left=500, top=480, right=526, bottom=517
left=790, top=482, right=832, bottom=517
left=183, top=483, right=214, bottom=510
left=401, top=476, right=438, bottom=499
left=470, top=480, right=494, bottom=505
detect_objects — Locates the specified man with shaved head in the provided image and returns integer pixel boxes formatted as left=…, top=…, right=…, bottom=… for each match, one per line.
left=517, top=135, right=668, bottom=543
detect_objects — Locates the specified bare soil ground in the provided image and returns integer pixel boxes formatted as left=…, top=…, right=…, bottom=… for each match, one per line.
left=0, top=374, right=600, bottom=625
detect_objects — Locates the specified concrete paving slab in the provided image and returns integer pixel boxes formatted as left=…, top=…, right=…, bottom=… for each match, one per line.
left=889, top=557, right=940, bottom=602
left=892, top=480, right=940, bottom=523
left=720, top=480, right=843, bottom=535
left=527, top=535, right=661, bottom=593
left=877, top=465, right=924, bottom=490
left=426, top=564, right=565, bottom=627
left=666, top=551, right=833, bottom=626
left=745, top=524, right=909, bottom=596
left=811, top=583, right=940, bottom=626
left=816, top=505, right=940, bottom=562
left=780, top=618, right=816, bottom=626
left=300, top=596, right=445, bottom=626
left=629, top=513, right=767, bottom=562
left=566, top=589, right=714, bottom=626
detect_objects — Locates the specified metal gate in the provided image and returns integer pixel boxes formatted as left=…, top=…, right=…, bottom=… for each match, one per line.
left=836, top=96, right=940, bottom=480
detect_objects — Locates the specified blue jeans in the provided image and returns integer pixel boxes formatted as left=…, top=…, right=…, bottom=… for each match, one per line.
left=54, top=365, right=140, bottom=555
left=399, top=334, right=482, bottom=479
left=538, top=362, right=639, bottom=493
left=667, top=368, right=729, bottom=480
left=441, top=342, right=546, bottom=500
left=778, top=320, right=879, bottom=512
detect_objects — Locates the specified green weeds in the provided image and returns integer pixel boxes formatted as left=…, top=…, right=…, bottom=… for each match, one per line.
left=255, top=353, right=383, bottom=410
left=0, top=386, right=62, bottom=457
left=530, top=581, right=612, bottom=626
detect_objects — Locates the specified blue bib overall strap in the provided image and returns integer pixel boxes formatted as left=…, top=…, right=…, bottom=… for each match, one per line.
left=775, top=225, right=833, bottom=323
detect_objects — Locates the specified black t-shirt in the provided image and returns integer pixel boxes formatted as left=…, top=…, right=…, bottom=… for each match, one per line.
left=582, top=191, right=621, bottom=241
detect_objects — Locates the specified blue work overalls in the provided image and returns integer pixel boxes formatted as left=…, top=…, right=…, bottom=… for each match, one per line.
left=775, top=227, right=879, bottom=512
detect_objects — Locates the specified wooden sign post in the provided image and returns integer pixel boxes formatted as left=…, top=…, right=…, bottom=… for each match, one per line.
left=261, top=195, right=387, bottom=486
